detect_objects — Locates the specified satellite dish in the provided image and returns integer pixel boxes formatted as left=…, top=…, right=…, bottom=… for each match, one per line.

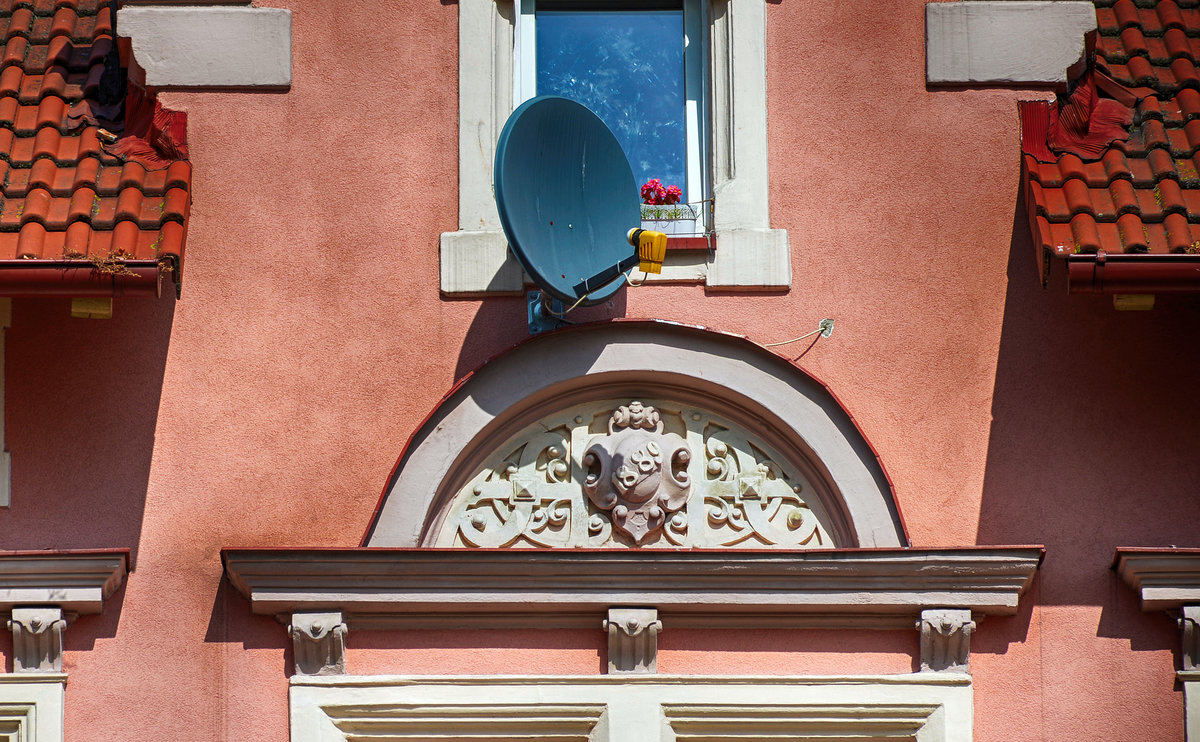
left=495, top=96, right=662, bottom=308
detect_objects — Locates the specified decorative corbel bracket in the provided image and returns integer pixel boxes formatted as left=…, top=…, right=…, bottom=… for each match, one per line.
left=1181, top=606, right=1199, bottom=672
left=9, top=608, right=68, bottom=672
left=289, top=611, right=346, bottom=676
left=917, top=608, right=975, bottom=673
left=1180, top=606, right=1200, bottom=740
left=1114, top=548, right=1200, bottom=740
left=603, top=608, right=660, bottom=674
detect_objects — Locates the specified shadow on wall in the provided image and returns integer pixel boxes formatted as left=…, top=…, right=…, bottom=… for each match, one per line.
left=453, top=290, right=629, bottom=381
left=977, top=189, right=1200, bottom=634
left=203, top=578, right=288, bottom=676
left=0, top=295, right=175, bottom=568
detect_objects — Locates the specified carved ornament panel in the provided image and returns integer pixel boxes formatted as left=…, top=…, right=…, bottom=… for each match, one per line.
left=434, top=400, right=836, bottom=549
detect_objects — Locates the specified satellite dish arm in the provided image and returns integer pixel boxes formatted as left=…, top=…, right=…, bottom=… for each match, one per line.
left=572, top=229, right=668, bottom=298
left=573, top=254, right=641, bottom=298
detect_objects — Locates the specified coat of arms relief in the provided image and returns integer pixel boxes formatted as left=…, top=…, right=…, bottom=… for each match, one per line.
left=434, top=400, right=835, bottom=549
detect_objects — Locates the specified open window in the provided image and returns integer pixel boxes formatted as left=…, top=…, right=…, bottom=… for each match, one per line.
left=441, top=0, right=790, bottom=294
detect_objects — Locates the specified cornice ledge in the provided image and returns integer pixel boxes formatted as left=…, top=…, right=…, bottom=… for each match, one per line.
left=1114, top=547, right=1200, bottom=611
left=223, top=547, right=1042, bottom=628
left=290, top=672, right=974, bottom=689
left=0, top=550, right=129, bottom=614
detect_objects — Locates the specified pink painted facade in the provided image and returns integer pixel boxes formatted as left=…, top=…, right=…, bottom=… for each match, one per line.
left=0, top=1, right=1196, bottom=740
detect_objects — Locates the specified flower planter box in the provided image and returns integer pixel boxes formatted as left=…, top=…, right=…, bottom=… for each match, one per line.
left=641, top=203, right=703, bottom=236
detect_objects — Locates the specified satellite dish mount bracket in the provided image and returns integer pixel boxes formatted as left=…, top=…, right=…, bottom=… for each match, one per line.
left=527, top=290, right=568, bottom=335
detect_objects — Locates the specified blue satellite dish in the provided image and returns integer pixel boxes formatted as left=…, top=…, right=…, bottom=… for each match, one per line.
left=494, top=96, right=641, bottom=306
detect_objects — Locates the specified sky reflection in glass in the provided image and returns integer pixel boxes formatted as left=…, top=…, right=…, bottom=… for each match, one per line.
left=536, top=9, right=686, bottom=190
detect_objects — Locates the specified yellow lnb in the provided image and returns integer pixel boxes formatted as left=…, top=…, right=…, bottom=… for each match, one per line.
left=627, top=228, right=668, bottom=275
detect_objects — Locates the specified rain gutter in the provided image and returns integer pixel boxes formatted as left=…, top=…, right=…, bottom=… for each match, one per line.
left=1066, top=252, right=1200, bottom=293
left=0, top=260, right=170, bottom=297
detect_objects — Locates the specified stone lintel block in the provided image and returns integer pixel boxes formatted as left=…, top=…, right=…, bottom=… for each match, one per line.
left=439, top=230, right=526, bottom=295
left=9, top=608, right=66, bottom=673
left=705, top=228, right=790, bottom=289
left=926, top=1, right=1097, bottom=85
left=117, top=7, right=292, bottom=88
left=604, top=608, right=660, bottom=674
left=289, top=611, right=346, bottom=676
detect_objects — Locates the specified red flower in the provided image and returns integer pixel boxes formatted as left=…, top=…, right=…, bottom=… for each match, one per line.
left=664, top=185, right=682, bottom=205
left=641, top=179, right=666, bottom=205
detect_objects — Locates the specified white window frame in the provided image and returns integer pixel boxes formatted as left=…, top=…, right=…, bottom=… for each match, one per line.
left=290, top=674, right=972, bottom=742
left=440, top=0, right=790, bottom=294
left=0, top=674, right=66, bottom=742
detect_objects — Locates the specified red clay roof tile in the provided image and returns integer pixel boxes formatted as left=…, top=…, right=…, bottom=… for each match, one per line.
left=1117, top=212, right=1150, bottom=251
left=1113, top=0, right=1140, bottom=28
left=1063, top=178, right=1094, bottom=216
left=1121, top=26, right=1149, bottom=57
left=1135, top=187, right=1162, bottom=218
left=0, top=0, right=191, bottom=296
left=1164, top=211, right=1193, bottom=250
left=1059, top=153, right=1088, bottom=182
left=1110, top=177, right=1139, bottom=214
left=1159, top=0, right=1185, bottom=29
left=1072, top=213, right=1105, bottom=252
left=66, top=184, right=91, bottom=222
left=1163, top=27, right=1191, bottom=60
left=1021, top=4, right=1200, bottom=290
left=1156, top=177, right=1186, bottom=213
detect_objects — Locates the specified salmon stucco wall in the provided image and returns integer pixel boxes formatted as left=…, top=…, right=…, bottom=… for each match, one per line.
left=0, top=1, right=1195, bottom=740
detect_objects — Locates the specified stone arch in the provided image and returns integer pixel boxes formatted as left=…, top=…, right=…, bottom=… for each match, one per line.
left=364, top=321, right=908, bottom=548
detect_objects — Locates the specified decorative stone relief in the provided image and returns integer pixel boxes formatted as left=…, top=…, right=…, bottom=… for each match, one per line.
left=917, top=609, right=975, bottom=673
left=1181, top=605, right=1199, bottom=672
left=438, top=399, right=835, bottom=549
left=604, top=608, right=661, bottom=675
left=290, top=611, right=346, bottom=676
left=583, top=403, right=691, bottom=544
left=8, top=608, right=67, bottom=672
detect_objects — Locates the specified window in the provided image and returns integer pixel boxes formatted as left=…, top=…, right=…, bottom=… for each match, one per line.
left=515, top=0, right=708, bottom=221
left=442, top=0, right=790, bottom=294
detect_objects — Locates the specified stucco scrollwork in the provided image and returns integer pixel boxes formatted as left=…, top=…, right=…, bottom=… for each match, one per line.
left=435, top=399, right=835, bottom=549
left=454, top=429, right=576, bottom=549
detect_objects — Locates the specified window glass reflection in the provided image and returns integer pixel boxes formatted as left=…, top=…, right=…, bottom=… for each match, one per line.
left=537, top=9, right=686, bottom=189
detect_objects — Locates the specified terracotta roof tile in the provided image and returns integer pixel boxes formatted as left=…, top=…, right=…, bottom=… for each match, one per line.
left=1019, top=2, right=1200, bottom=294
left=0, top=0, right=191, bottom=296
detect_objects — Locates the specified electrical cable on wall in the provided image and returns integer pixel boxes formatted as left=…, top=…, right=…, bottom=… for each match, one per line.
left=763, top=318, right=835, bottom=347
